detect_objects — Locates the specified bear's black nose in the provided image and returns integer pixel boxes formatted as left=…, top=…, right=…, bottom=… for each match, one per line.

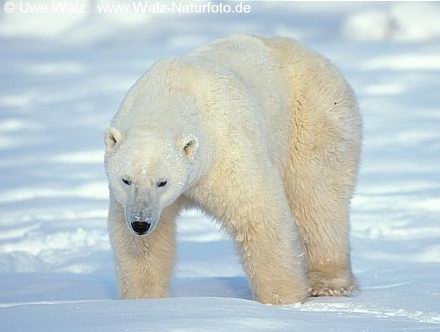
left=131, top=221, right=151, bottom=235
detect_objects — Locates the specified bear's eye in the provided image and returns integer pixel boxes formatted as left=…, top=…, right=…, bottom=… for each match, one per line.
left=122, top=178, right=131, bottom=186
left=157, top=180, right=167, bottom=188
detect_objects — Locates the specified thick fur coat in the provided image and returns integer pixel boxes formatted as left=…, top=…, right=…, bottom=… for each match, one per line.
left=104, top=35, right=362, bottom=304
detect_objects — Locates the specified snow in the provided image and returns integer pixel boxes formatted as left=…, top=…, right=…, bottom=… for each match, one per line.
left=341, top=2, right=440, bottom=42
left=1, top=1, right=439, bottom=331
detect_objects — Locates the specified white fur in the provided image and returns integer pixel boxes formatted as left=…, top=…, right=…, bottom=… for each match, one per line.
left=104, top=35, right=362, bottom=304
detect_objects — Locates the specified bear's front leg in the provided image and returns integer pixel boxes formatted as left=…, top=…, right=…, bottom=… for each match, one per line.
left=212, top=166, right=308, bottom=304
left=107, top=196, right=180, bottom=299
left=233, top=206, right=307, bottom=304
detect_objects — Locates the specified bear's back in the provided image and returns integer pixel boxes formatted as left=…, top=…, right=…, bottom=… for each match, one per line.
left=185, top=35, right=297, bottom=166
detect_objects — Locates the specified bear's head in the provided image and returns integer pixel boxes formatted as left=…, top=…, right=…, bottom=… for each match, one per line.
left=104, top=127, right=199, bottom=236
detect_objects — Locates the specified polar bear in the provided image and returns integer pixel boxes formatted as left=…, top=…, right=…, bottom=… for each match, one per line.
left=104, top=35, right=362, bottom=304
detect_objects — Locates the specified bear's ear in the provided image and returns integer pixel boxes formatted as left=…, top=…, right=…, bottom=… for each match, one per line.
left=105, top=127, right=122, bottom=151
left=179, top=134, right=199, bottom=159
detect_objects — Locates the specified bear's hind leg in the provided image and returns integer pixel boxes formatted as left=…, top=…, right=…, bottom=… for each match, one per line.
left=108, top=196, right=180, bottom=299
left=285, top=104, right=361, bottom=297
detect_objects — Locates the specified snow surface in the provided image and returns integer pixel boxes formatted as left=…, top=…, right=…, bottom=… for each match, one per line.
left=0, top=1, right=439, bottom=331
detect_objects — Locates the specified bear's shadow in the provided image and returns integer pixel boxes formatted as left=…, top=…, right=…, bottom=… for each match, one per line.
left=171, top=276, right=252, bottom=300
